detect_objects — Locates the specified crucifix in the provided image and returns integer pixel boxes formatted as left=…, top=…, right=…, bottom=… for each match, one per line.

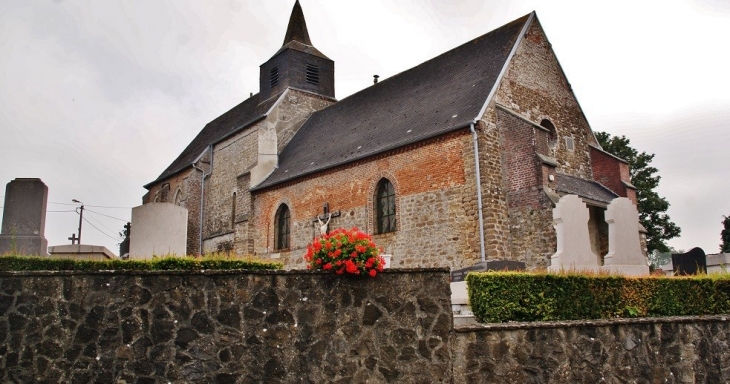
left=68, top=233, right=79, bottom=245
left=311, top=203, right=341, bottom=235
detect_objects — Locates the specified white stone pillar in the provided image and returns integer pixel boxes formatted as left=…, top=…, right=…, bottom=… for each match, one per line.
left=548, top=195, right=600, bottom=273
left=602, top=197, right=649, bottom=276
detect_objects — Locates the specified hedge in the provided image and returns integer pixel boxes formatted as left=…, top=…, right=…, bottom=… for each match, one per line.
left=0, top=255, right=282, bottom=272
left=466, top=272, right=730, bottom=323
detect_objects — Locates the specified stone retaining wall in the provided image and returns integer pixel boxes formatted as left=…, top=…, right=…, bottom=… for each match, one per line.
left=0, top=269, right=453, bottom=383
left=453, top=316, right=730, bottom=383
left=2, top=269, right=729, bottom=383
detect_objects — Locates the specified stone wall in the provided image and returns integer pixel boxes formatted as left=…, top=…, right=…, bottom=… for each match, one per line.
left=252, top=130, right=481, bottom=270
left=0, top=269, right=453, bottom=383
left=202, top=89, right=333, bottom=252
left=2, top=270, right=729, bottom=383
left=453, top=316, right=730, bottom=383
left=492, top=17, right=598, bottom=181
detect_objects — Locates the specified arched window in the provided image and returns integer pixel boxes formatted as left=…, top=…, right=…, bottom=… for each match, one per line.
left=174, top=189, right=183, bottom=206
left=540, top=119, right=557, bottom=149
left=274, top=204, right=291, bottom=250
left=375, top=178, right=396, bottom=234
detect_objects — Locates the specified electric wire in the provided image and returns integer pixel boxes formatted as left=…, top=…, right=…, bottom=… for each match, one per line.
left=84, top=211, right=124, bottom=237
left=81, top=216, right=122, bottom=242
left=85, top=209, right=128, bottom=222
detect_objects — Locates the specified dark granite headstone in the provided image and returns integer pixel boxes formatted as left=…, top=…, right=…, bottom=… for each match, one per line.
left=0, top=178, right=48, bottom=255
left=119, top=222, right=130, bottom=257
left=450, top=260, right=526, bottom=282
left=671, top=247, right=706, bottom=276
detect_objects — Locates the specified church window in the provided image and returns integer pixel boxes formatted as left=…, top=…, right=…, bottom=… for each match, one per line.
left=270, top=66, right=279, bottom=87
left=274, top=204, right=291, bottom=250
left=375, top=178, right=396, bottom=234
left=174, top=188, right=183, bottom=206
left=306, top=63, right=319, bottom=84
left=540, top=119, right=557, bottom=149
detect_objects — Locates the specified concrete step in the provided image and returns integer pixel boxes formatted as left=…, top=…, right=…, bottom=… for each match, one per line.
left=453, top=314, right=477, bottom=326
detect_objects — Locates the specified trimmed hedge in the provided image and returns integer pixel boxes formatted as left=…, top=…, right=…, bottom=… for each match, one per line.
left=0, top=255, right=282, bottom=272
left=466, top=272, right=730, bottom=323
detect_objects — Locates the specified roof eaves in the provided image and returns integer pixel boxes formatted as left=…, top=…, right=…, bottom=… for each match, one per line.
left=474, top=11, right=535, bottom=121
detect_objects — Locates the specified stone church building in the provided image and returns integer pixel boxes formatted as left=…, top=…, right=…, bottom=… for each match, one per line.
left=143, top=2, right=637, bottom=270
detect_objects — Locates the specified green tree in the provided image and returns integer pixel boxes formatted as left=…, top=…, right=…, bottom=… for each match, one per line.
left=595, top=132, right=680, bottom=254
left=721, top=215, right=730, bottom=253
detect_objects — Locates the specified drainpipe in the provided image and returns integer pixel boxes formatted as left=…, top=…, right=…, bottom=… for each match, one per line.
left=192, top=146, right=212, bottom=255
left=470, top=122, right=486, bottom=263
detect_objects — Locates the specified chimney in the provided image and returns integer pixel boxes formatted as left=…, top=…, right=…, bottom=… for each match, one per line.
left=373, top=75, right=379, bottom=84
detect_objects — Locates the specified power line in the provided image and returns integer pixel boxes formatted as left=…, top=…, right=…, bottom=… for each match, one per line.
left=85, top=205, right=131, bottom=209
left=85, top=209, right=128, bottom=222
left=49, top=201, right=131, bottom=209
left=47, top=210, right=76, bottom=213
left=82, top=216, right=121, bottom=242
left=84, top=211, right=123, bottom=236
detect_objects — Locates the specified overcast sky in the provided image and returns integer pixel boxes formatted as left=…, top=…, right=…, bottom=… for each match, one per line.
left=1, top=0, right=728, bottom=255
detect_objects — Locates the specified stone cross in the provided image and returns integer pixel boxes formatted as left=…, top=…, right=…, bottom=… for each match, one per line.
left=548, top=195, right=600, bottom=273
left=68, top=233, right=79, bottom=245
left=602, top=197, right=649, bottom=276
left=312, top=203, right=341, bottom=236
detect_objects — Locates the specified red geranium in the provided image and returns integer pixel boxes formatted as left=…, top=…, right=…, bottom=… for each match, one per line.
left=304, top=227, right=385, bottom=277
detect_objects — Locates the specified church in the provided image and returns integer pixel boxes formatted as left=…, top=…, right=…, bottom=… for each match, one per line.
left=142, top=1, right=638, bottom=270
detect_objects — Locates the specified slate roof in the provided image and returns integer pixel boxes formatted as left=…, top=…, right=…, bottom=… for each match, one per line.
left=253, top=13, right=531, bottom=190
left=555, top=173, right=618, bottom=204
left=145, top=93, right=279, bottom=188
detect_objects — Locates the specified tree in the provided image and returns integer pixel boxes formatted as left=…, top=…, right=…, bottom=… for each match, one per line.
left=595, top=132, right=681, bottom=254
left=721, top=215, right=730, bottom=253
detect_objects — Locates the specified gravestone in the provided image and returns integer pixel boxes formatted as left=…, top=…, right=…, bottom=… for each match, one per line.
left=129, top=203, right=187, bottom=258
left=671, top=247, right=706, bottom=275
left=0, top=178, right=48, bottom=255
left=548, top=195, right=600, bottom=273
left=602, top=197, right=650, bottom=276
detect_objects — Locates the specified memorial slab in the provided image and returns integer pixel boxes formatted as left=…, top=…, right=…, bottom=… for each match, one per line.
left=672, top=247, right=707, bottom=276
left=0, top=178, right=48, bottom=255
left=48, top=244, right=115, bottom=261
left=548, top=195, right=600, bottom=273
left=602, top=197, right=649, bottom=276
left=129, top=202, right=188, bottom=258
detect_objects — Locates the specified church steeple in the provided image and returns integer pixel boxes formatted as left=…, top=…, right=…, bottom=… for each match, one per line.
left=259, top=1, right=335, bottom=101
left=283, top=0, right=312, bottom=46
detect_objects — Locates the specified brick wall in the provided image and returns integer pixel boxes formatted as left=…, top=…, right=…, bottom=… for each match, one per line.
left=590, top=146, right=638, bottom=204
left=252, top=131, right=482, bottom=270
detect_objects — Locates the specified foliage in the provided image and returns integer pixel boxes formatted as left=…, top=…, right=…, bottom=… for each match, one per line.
left=721, top=215, right=730, bottom=253
left=304, top=227, right=385, bottom=277
left=0, top=254, right=282, bottom=272
left=648, top=250, right=672, bottom=269
left=466, top=271, right=730, bottom=323
left=595, top=131, right=681, bottom=253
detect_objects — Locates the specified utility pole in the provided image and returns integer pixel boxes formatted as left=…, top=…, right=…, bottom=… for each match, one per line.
left=72, top=199, right=84, bottom=244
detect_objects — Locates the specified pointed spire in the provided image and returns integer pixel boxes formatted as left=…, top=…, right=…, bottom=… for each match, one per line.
left=283, top=0, right=312, bottom=46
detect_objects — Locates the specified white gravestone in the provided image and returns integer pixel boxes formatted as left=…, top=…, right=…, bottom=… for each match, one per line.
left=130, top=203, right=188, bottom=259
left=602, top=197, right=650, bottom=276
left=548, top=195, right=600, bottom=273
